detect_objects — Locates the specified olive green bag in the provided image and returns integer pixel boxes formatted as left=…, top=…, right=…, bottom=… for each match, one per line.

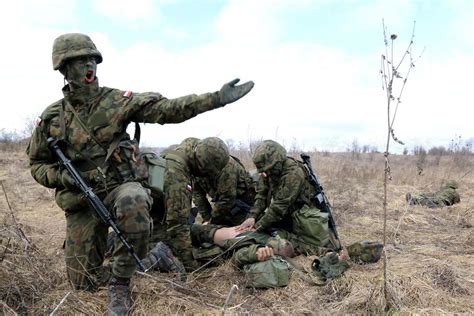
left=243, top=257, right=291, bottom=288
left=136, top=150, right=166, bottom=199
left=291, top=205, right=331, bottom=248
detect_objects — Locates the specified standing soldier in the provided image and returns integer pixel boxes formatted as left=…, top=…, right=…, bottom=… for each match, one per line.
left=406, top=180, right=461, bottom=208
left=26, top=33, right=254, bottom=315
left=193, top=154, right=255, bottom=226
left=237, top=140, right=342, bottom=257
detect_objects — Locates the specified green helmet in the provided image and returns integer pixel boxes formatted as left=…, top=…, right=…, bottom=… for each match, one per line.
left=266, top=237, right=295, bottom=258
left=179, top=137, right=200, bottom=158
left=443, top=180, right=459, bottom=189
left=52, top=33, right=103, bottom=70
left=252, top=140, right=287, bottom=173
left=194, top=137, right=229, bottom=176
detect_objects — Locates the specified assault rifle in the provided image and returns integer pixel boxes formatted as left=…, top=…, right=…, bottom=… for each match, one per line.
left=48, top=137, right=147, bottom=272
left=300, top=152, right=341, bottom=251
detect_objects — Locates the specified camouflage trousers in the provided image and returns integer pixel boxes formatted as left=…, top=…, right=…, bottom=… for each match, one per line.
left=64, top=182, right=152, bottom=290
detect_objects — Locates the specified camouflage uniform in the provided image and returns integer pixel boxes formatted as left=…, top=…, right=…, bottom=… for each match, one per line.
left=189, top=224, right=279, bottom=268
left=160, top=137, right=230, bottom=270
left=407, top=180, right=461, bottom=208
left=249, top=140, right=339, bottom=256
left=27, top=33, right=253, bottom=292
left=193, top=156, right=255, bottom=226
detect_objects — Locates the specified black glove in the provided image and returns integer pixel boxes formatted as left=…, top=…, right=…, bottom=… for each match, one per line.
left=218, top=78, right=254, bottom=106
left=60, top=170, right=77, bottom=190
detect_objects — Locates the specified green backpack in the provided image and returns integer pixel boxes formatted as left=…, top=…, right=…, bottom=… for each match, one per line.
left=291, top=205, right=331, bottom=248
left=243, top=256, right=291, bottom=288
left=135, top=150, right=166, bottom=199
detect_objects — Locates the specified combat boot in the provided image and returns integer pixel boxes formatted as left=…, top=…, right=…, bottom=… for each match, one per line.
left=107, top=277, right=132, bottom=316
left=143, top=241, right=186, bottom=278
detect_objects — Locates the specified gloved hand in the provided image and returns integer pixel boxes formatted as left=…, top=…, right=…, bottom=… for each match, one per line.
left=60, top=170, right=77, bottom=190
left=312, top=252, right=350, bottom=281
left=218, top=78, right=254, bottom=106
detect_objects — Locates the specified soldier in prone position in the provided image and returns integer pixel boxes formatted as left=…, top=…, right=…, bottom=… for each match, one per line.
left=26, top=33, right=254, bottom=316
left=406, top=180, right=461, bottom=208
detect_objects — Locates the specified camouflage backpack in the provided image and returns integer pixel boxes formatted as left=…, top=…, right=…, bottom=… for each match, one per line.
left=243, top=256, right=291, bottom=288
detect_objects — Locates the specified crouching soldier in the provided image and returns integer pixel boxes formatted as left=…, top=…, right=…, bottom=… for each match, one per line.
left=159, top=137, right=232, bottom=270
left=406, top=180, right=461, bottom=208
left=193, top=152, right=256, bottom=227
left=237, top=140, right=342, bottom=257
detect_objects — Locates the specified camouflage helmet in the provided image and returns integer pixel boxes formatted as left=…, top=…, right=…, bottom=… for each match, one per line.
left=180, top=137, right=200, bottom=157
left=346, top=241, right=383, bottom=264
left=194, top=137, right=229, bottom=176
left=266, top=237, right=295, bottom=258
left=252, top=140, right=287, bottom=173
left=443, top=180, right=459, bottom=189
left=52, top=33, right=103, bottom=70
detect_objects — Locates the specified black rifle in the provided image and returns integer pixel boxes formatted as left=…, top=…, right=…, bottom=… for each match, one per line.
left=300, top=152, right=341, bottom=251
left=48, top=137, right=147, bottom=272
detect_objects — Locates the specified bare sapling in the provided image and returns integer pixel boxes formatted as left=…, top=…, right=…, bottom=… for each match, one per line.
left=380, top=19, right=423, bottom=309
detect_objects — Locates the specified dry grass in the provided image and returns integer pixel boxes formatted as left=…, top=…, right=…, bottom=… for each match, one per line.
left=1, top=147, right=473, bottom=314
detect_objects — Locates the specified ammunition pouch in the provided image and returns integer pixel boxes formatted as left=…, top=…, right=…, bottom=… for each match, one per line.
left=111, top=139, right=166, bottom=199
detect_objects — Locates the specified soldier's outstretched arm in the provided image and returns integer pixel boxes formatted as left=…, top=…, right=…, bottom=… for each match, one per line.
left=128, top=78, right=254, bottom=124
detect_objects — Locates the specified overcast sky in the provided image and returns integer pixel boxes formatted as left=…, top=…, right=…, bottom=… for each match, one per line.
left=0, top=0, right=472, bottom=152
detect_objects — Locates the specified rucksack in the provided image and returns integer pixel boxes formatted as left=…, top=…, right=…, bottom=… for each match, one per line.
left=243, top=256, right=291, bottom=288
left=135, top=150, right=166, bottom=200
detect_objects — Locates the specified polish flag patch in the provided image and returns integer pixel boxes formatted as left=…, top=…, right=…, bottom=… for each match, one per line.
left=186, top=184, right=193, bottom=193
left=123, top=91, right=133, bottom=98
left=34, top=117, right=42, bottom=127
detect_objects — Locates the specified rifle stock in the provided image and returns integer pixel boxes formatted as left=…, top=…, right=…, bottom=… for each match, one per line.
left=48, top=137, right=147, bottom=272
left=300, top=153, right=341, bottom=251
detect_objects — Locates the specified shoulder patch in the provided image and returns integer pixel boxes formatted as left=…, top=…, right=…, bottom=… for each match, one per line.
left=35, top=117, right=42, bottom=127
left=123, top=91, right=133, bottom=98
left=186, top=184, right=193, bottom=193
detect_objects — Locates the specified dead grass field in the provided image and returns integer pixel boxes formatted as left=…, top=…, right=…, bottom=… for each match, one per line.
left=1, top=146, right=473, bottom=315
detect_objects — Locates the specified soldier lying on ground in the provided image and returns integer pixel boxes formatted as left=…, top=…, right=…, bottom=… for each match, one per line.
left=27, top=32, right=254, bottom=316
left=143, top=224, right=352, bottom=287
left=406, top=180, right=461, bottom=208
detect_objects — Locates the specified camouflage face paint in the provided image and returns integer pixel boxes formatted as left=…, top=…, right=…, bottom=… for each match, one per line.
left=64, top=56, right=98, bottom=89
